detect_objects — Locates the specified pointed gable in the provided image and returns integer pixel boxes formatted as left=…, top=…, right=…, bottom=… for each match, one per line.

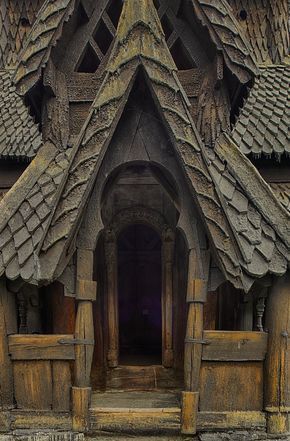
left=0, top=0, right=288, bottom=292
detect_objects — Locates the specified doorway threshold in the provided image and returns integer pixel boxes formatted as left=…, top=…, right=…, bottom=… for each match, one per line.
left=106, top=365, right=183, bottom=391
left=89, top=391, right=181, bottom=436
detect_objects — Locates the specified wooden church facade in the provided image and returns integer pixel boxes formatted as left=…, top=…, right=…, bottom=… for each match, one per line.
left=0, top=0, right=289, bottom=437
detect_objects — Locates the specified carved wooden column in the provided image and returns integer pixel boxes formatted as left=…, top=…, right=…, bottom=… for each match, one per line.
left=72, top=249, right=96, bottom=432
left=105, top=230, right=119, bottom=368
left=181, top=249, right=208, bottom=435
left=162, top=227, right=174, bottom=368
left=265, top=273, right=290, bottom=435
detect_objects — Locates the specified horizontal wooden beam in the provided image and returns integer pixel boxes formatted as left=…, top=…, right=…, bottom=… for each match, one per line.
left=197, top=411, right=266, bottom=431
left=202, top=331, right=268, bottom=361
left=10, top=410, right=72, bottom=431
left=8, top=335, right=75, bottom=360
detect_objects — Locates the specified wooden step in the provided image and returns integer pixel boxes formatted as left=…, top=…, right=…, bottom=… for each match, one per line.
left=89, top=391, right=181, bottom=435
left=106, top=365, right=183, bottom=390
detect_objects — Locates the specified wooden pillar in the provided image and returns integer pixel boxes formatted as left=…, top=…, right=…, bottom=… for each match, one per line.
left=73, top=249, right=96, bottom=432
left=162, top=228, right=174, bottom=368
left=0, top=279, right=14, bottom=414
left=265, top=273, right=290, bottom=435
left=181, top=249, right=208, bottom=435
left=105, top=230, right=119, bottom=368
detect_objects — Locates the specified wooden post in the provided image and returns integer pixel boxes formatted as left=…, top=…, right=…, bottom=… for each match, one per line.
left=0, top=279, right=14, bottom=413
left=73, top=249, right=96, bottom=432
left=265, top=273, right=290, bottom=435
left=162, top=228, right=174, bottom=368
left=181, top=249, right=208, bottom=435
left=105, top=230, right=119, bottom=368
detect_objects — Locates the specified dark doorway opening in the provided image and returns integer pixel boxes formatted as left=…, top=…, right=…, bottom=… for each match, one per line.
left=118, top=224, right=162, bottom=365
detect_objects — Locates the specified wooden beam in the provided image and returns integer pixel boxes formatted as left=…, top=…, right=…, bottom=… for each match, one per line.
left=265, top=273, right=290, bottom=435
left=181, top=391, right=198, bottom=435
left=8, top=335, right=75, bottom=360
left=72, top=387, right=91, bottom=432
left=202, top=331, right=268, bottom=361
left=0, top=280, right=14, bottom=410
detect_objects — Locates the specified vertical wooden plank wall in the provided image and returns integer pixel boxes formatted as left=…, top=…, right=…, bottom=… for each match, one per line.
left=265, top=273, right=290, bottom=435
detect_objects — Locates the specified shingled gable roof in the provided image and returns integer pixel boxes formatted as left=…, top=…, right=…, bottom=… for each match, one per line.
left=0, top=70, right=42, bottom=158
left=232, top=64, right=290, bottom=158
left=0, top=0, right=288, bottom=291
left=191, top=0, right=258, bottom=83
left=13, top=0, right=257, bottom=97
left=13, top=0, right=76, bottom=96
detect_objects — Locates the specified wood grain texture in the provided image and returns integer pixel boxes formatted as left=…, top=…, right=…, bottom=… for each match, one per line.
left=200, top=361, right=264, bottom=412
left=72, top=386, right=91, bottom=432
left=74, top=301, right=94, bottom=387
left=0, top=283, right=13, bottom=409
left=202, top=331, right=268, bottom=361
left=11, top=410, right=72, bottom=430
left=197, top=411, right=266, bottom=431
left=9, top=334, right=75, bottom=360
left=52, top=361, right=72, bottom=411
left=181, top=391, right=198, bottom=435
left=13, top=360, right=53, bottom=410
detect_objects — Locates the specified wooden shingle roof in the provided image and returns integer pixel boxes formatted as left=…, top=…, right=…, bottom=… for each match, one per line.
left=0, top=70, right=42, bottom=158
left=0, top=0, right=288, bottom=291
left=232, top=65, right=290, bottom=158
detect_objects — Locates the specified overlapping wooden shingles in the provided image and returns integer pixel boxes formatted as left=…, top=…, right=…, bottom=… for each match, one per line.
left=0, top=143, right=72, bottom=281
left=14, top=0, right=76, bottom=97
left=211, top=134, right=290, bottom=282
left=270, top=183, right=290, bottom=214
left=192, top=0, right=258, bottom=84
left=39, top=0, right=247, bottom=289
left=232, top=66, right=290, bottom=157
left=0, top=70, right=42, bottom=158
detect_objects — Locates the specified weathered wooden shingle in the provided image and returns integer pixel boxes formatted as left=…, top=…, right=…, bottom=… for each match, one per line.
left=0, top=0, right=45, bottom=68
left=232, top=65, right=290, bottom=158
left=13, top=0, right=76, bottom=96
left=270, top=183, right=290, bottom=214
left=0, top=70, right=42, bottom=158
left=192, top=0, right=259, bottom=83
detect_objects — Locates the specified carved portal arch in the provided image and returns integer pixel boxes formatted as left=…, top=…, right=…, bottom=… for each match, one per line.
left=104, top=207, right=175, bottom=368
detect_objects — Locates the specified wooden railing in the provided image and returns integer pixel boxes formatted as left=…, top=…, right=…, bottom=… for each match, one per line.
left=8, top=335, right=75, bottom=412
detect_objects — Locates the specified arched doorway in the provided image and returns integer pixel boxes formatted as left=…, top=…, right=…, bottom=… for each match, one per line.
left=118, top=224, right=162, bottom=365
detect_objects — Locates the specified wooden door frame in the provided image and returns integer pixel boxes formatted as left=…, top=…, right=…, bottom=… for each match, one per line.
left=104, top=207, right=175, bottom=368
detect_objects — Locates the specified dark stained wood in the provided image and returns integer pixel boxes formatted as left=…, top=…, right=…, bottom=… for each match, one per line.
left=0, top=281, right=13, bottom=409
left=49, top=282, right=76, bottom=334
left=52, top=361, right=72, bottom=411
left=200, top=361, right=264, bottom=412
left=9, top=334, right=75, bottom=360
left=202, top=331, right=268, bottom=361
left=265, top=273, right=290, bottom=435
left=13, top=361, right=53, bottom=410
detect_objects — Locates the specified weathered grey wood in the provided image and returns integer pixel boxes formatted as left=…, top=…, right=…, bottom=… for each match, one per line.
left=202, top=331, right=268, bottom=361
left=9, top=334, right=75, bottom=360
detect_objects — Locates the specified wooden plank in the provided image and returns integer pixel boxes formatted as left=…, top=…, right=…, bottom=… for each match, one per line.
left=181, top=391, right=198, bottom=435
left=89, top=407, right=180, bottom=435
left=72, top=386, right=91, bottom=432
left=11, top=410, right=72, bottom=430
left=74, top=301, right=94, bottom=387
left=202, top=331, right=268, bottom=361
left=13, top=361, right=53, bottom=410
left=200, top=361, right=263, bottom=412
left=0, top=282, right=14, bottom=409
left=52, top=361, right=71, bottom=412
left=9, top=334, right=75, bottom=360
left=197, top=411, right=266, bottom=431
